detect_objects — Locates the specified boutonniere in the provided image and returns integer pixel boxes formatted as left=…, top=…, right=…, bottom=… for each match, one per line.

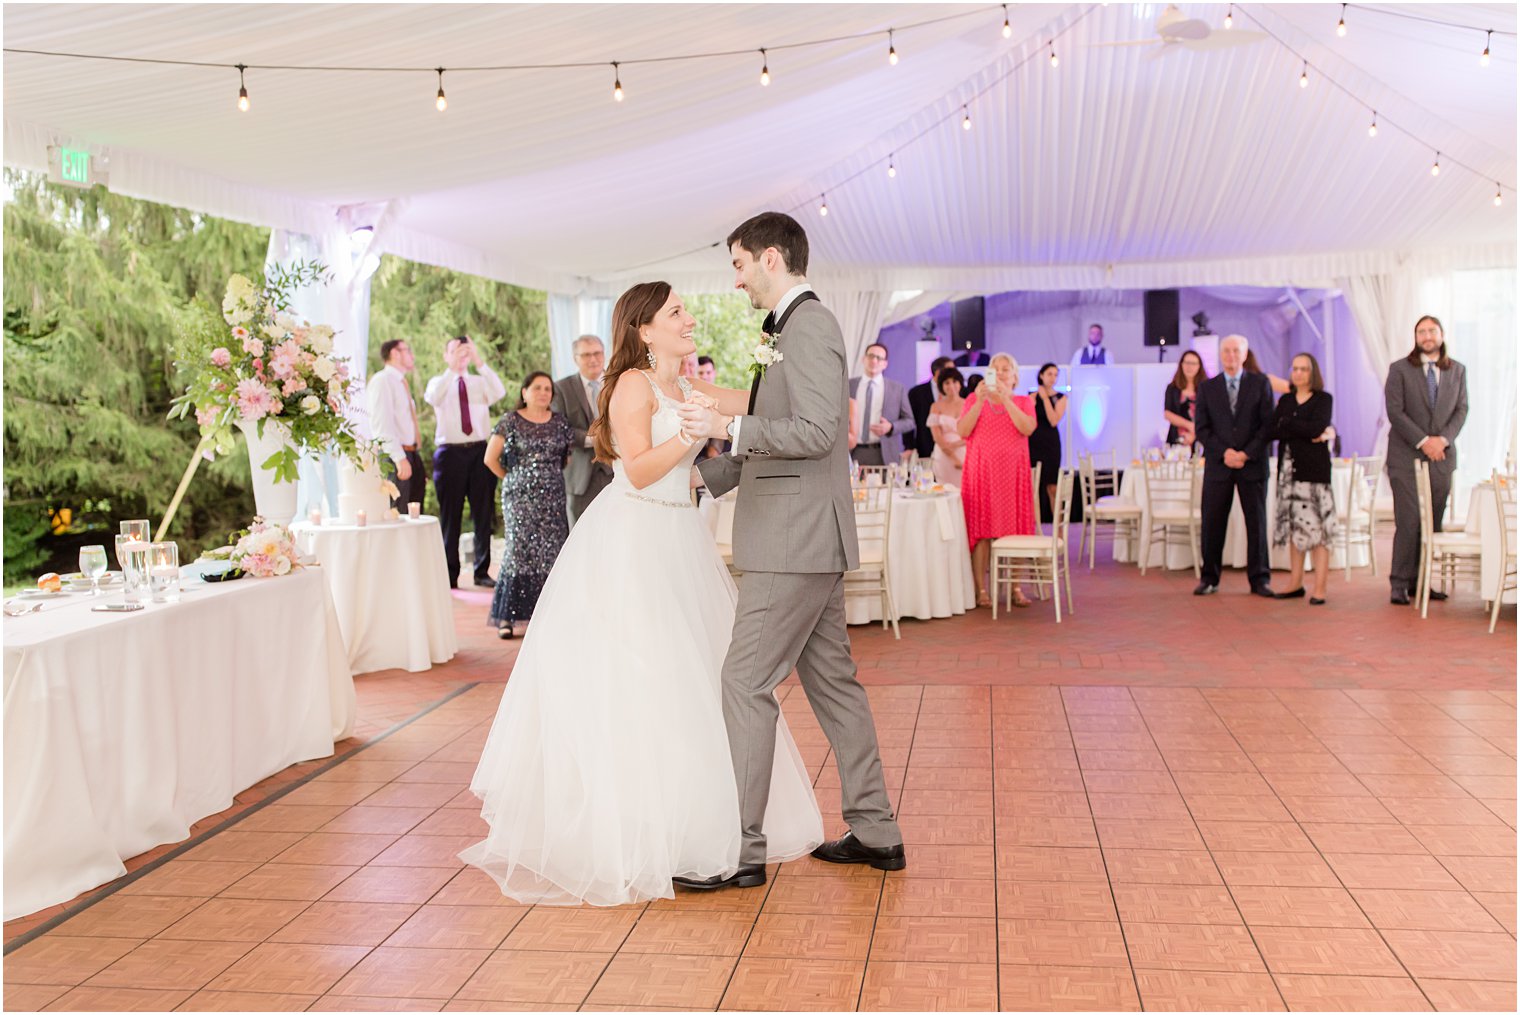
left=750, top=333, right=783, bottom=382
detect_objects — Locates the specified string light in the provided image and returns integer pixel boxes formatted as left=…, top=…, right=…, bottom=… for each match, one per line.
left=818, top=193, right=828, bottom=217
left=888, top=30, right=898, bottom=65
left=1299, top=61, right=1308, bottom=88
left=1368, top=112, right=1378, bottom=137
left=1049, top=42, right=1058, bottom=67
left=235, top=63, right=249, bottom=112
left=611, top=62, right=623, bottom=102
left=1431, top=153, right=1441, bottom=177
left=887, top=155, right=896, bottom=178
left=1495, top=184, right=1504, bottom=207
left=962, top=105, right=972, bottom=130
left=1336, top=4, right=1347, bottom=37
left=759, top=48, right=770, bottom=86
left=1224, top=5, right=1233, bottom=29
left=1002, top=5, right=1012, bottom=39
left=434, top=68, right=447, bottom=111
left=1481, top=30, right=1492, bottom=66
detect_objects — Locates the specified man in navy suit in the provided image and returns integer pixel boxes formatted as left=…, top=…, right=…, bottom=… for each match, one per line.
left=1192, top=334, right=1275, bottom=597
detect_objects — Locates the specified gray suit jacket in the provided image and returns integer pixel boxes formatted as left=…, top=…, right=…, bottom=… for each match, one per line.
left=551, top=372, right=612, bottom=496
left=1384, top=357, right=1468, bottom=476
left=698, top=299, right=859, bottom=574
left=848, top=375, right=915, bottom=463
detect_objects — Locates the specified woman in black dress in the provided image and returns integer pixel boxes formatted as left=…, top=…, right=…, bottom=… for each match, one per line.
left=1164, top=349, right=1207, bottom=448
left=1271, top=353, right=1337, bottom=606
left=483, top=371, right=573, bottom=638
left=1029, top=363, right=1067, bottom=520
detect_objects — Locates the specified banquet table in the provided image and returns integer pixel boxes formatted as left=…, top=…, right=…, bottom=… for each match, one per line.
left=291, top=516, right=457, bottom=674
left=1113, top=459, right=1370, bottom=573
left=1464, top=481, right=1517, bottom=606
left=3, top=566, right=354, bottom=920
left=706, top=487, right=975, bottom=625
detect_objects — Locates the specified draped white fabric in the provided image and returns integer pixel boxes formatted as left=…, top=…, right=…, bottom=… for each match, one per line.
left=815, top=289, right=890, bottom=375
left=548, top=294, right=614, bottom=379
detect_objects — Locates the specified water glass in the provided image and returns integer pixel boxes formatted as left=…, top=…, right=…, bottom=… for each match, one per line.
left=148, top=542, right=180, bottom=603
left=115, top=534, right=150, bottom=603
left=78, top=545, right=108, bottom=596
left=120, top=519, right=151, bottom=541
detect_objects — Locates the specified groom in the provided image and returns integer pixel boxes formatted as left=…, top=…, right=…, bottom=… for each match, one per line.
left=674, top=212, right=906, bottom=890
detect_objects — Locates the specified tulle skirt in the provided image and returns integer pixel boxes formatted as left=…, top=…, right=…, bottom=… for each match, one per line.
left=459, top=483, right=823, bottom=906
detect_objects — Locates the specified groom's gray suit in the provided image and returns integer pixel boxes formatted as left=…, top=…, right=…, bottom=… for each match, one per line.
left=699, top=291, right=902, bottom=866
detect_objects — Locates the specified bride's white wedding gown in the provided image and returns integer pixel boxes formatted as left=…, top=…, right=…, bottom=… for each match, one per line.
left=460, top=371, right=823, bottom=906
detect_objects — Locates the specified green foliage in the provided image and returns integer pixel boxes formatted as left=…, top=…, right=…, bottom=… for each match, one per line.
left=686, top=293, right=767, bottom=387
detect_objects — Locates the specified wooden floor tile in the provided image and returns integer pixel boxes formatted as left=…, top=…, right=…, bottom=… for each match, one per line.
left=1321, top=853, right=1463, bottom=891
left=3, top=984, right=70, bottom=1012
left=156, top=897, right=308, bottom=943
left=328, top=945, right=492, bottom=998
left=719, top=957, right=863, bottom=1011
left=502, top=908, right=641, bottom=952
left=859, top=960, right=997, bottom=1011
left=319, top=865, right=455, bottom=904
left=997, top=963, right=1141, bottom=1011
left=1382, top=928, right=1519, bottom=982
left=269, top=901, right=418, bottom=947
left=453, top=949, right=611, bottom=1004
left=174, top=988, right=320, bottom=1011
left=206, top=941, right=371, bottom=994
left=1351, top=888, right=1508, bottom=933
left=619, top=910, right=754, bottom=956
left=38, top=985, right=193, bottom=1011
left=382, top=903, right=526, bottom=949
left=1111, top=884, right=1242, bottom=925
left=118, top=860, right=262, bottom=898
left=1134, top=969, right=1286, bottom=1011
left=868, top=916, right=996, bottom=964
left=48, top=895, right=204, bottom=939
left=585, top=953, right=736, bottom=1009
left=1213, top=851, right=1341, bottom=888
left=761, top=875, right=880, bottom=915
left=86, top=939, right=252, bottom=991
left=1250, top=925, right=1405, bottom=977
left=220, top=863, right=360, bottom=902
left=997, top=918, right=1129, bottom=967
left=1271, top=973, right=1433, bottom=1012
left=2, top=936, right=143, bottom=986
left=1301, top=821, right=1433, bottom=854
left=996, top=880, right=1118, bottom=922
left=742, top=912, right=874, bottom=962
left=308, top=994, right=445, bottom=1011
left=1103, top=849, right=1224, bottom=886
left=1418, top=978, right=1518, bottom=1012
left=1124, top=921, right=1268, bottom=973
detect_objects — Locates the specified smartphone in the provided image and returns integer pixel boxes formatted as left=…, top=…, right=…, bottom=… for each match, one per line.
left=92, top=603, right=146, bottom=612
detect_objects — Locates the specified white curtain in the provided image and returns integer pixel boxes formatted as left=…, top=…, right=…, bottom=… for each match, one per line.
left=547, top=294, right=614, bottom=379
left=816, top=289, right=891, bottom=374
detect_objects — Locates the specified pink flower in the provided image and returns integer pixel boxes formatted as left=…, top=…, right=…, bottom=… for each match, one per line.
left=270, top=340, right=302, bottom=380
left=231, top=326, right=250, bottom=341
left=195, top=406, right=218, bottom=427
left=282, top=377, right=303, bottom=397
left=234, top=378, right=277, bottom=420
left=210, top=347, right=231, bottom=367
left=252, top=358, right=264, bottom=374
left=242, top=336, right=264, bottom=357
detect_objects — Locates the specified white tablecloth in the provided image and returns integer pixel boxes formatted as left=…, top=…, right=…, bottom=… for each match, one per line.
left=3, top=567, right=355, bottom=920
left=1465, top=482, right=1517, bottom=605
left=291, top=516, right=457, bottom=674
left=1114, top=460, right=1370, bottom=572
left=706, top=489, right=975, bottom=625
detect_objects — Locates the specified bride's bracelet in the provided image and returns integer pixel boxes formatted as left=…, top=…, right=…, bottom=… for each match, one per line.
left=676, top=430, right=697, bottom=447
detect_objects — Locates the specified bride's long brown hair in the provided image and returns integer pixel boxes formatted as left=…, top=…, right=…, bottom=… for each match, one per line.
left=590, top=281, right=673, bottom=464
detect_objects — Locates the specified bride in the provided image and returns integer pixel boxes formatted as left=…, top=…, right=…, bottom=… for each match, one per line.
left=459, top=281, right=823, bottom=906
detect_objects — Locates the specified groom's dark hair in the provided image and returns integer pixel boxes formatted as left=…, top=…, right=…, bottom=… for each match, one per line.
left=727, top=212, right=809, bottom=276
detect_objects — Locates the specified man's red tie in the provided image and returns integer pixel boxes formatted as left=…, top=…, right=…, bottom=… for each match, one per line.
left=458, top=375, right=473, bottom=436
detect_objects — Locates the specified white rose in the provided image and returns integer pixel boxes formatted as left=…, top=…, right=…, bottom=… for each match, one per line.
left=754, top=344, right=775, bottom=366
left=308, top=331, right=333, bottom=354
left=273, top=555, right=292, bottom=575
left=312, top=357, right=337, bottom=381
left=301, top=395, right=322, bottom=415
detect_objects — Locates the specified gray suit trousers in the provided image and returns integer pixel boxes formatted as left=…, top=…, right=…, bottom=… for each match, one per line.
left=1388, top=457, right=1452, bottom=592
left=724, top=570, right=900, bottom=865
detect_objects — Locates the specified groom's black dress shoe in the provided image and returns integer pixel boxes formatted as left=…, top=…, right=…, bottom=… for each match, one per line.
left=672, top=864, right=766, bottom=891
left=810, top=832, right=907, bottom=871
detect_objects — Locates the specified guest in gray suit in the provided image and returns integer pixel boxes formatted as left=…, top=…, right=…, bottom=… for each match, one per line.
left=849, top=343, right=915, bottom=466
left=675, top=211, right=905, bottom=891
left=551, top=335, right=614, bottom=525
left=1385, top=315, right=1469, bottom=605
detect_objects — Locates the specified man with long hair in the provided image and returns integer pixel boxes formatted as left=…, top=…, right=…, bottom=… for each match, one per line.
left=1384, top=316, right=1469, bottom=605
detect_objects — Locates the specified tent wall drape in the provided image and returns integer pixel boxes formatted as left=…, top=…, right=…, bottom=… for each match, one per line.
left=814, top=289, right=890, bottom=375
left=547, top=294, right=614, bottom=380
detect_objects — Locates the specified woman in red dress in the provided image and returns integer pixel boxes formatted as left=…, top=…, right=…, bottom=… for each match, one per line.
left=958, top=352, right=1037, bottom=607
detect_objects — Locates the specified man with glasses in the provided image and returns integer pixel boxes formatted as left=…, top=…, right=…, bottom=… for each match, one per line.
left=552, top=334, right=614, bottom=525
left=848, top=342, right=914, bottom=467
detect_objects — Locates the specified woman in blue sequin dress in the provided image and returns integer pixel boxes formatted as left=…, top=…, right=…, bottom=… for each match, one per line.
left=483, top=371, right=572, bottom=638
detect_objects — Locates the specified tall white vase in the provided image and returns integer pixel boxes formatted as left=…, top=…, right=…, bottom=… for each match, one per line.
left=237, top=419, right=298, bottom=525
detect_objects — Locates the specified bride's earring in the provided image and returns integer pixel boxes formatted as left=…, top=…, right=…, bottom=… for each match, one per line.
left=646, top=346, right=657, bottom=369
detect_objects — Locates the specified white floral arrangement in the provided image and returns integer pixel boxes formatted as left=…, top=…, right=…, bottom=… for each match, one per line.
left=750, top=334, right=784, bottom=381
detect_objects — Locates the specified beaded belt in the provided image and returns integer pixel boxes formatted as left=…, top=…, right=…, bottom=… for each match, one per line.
left=624, top=491, right=693, bottom=509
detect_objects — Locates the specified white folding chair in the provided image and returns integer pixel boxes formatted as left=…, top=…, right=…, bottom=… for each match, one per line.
left=1077, top=452, right=1141, bottom=570
left=856, top=464, right=896, bottom=488
left=843, top=484, right=899, bottom=638
left=991, top=467, right=1076, bottom=622
left=1333, top=455, right=1382, bottom=581
left=1415, top=458, right=1483, bottom=618
left=1489, top=471, right=1517, bottom=634
left=1139, top=458, right=1203, bottom=578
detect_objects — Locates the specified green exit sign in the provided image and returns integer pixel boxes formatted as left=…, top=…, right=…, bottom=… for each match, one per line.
left=47, top=144, right=108, bottom=189
left=59, top=148, right=90, bottom=184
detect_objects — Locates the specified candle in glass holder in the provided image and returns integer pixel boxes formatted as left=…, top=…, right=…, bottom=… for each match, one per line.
left=148, top=542, right=180, bottom=602
left=355, top=509, right=367, bottom=528
left=408, top=503, right=421, bottom=519
left=308, top=508, right=322, bottom=526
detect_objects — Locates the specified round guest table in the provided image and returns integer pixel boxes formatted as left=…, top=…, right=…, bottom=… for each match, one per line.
left=706, top=488, right=975, bottom=625
left=1465, top=480, right=1517, bottom=606
left=292, top=515, right=457, bottom=674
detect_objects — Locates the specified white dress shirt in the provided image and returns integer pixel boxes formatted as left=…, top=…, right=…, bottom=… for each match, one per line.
left=365, top=364, right=419, bottom=464
left=729, top=283, right=814, bottom=454
left=424, top=365, right=507, bottom=445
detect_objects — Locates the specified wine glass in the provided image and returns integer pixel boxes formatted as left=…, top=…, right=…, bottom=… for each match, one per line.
left=79, top=545, right=108, bottom=597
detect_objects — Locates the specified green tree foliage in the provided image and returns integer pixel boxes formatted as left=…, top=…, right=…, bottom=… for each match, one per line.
left=3, top=171, right=559, bottom=581
left=686, top=292, right=766, bottom=387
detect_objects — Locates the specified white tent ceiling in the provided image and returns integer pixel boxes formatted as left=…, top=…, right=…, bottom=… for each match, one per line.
left=5, top=3, right=1515, bottom=295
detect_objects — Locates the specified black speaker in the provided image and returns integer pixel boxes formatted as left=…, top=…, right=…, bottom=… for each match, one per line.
left=1143, top=290, right=1179, bottom=348
left=951, top=297, right=985, bottom=352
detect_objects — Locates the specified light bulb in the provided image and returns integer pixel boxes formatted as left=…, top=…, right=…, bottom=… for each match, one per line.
left=819, top=195, right=828, bottom=217
left=1496, top=186, right=1504, bottom=207
left=1224, top=5, right=1233, bottom=29
left=1481, top=31, right=1492, bottom=66
left=1002, top=4, right=1012, bottom=38
left=962, top=106, right=972, bottom=131
left=887, top=157, right=896, bottom=179
left=612, top=63, right=623, bottom=102
left=888, top=30, right=898, bottom=65
left=1337, top=4, right=1347, bottom=36
left=1368, top=114, right=1378, bottom=137
left=235, top=64, right=249, bottom=112
left=1299, top=62, right=1308, bottom=88
left=435, top=68, right=447, bottom=112
left=759, top=49, right=770, bottom=86
left=1431, top=155, right=1441, bottom=177
left=1049, top=45, right=1059, bottom=68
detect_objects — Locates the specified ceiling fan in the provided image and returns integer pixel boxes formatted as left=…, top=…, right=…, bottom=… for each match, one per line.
left=1094, top=5, right=1267, bottom=57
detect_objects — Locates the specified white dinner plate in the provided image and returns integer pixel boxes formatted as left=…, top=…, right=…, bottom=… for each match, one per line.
left=17, top=588, right=70, bottom=599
